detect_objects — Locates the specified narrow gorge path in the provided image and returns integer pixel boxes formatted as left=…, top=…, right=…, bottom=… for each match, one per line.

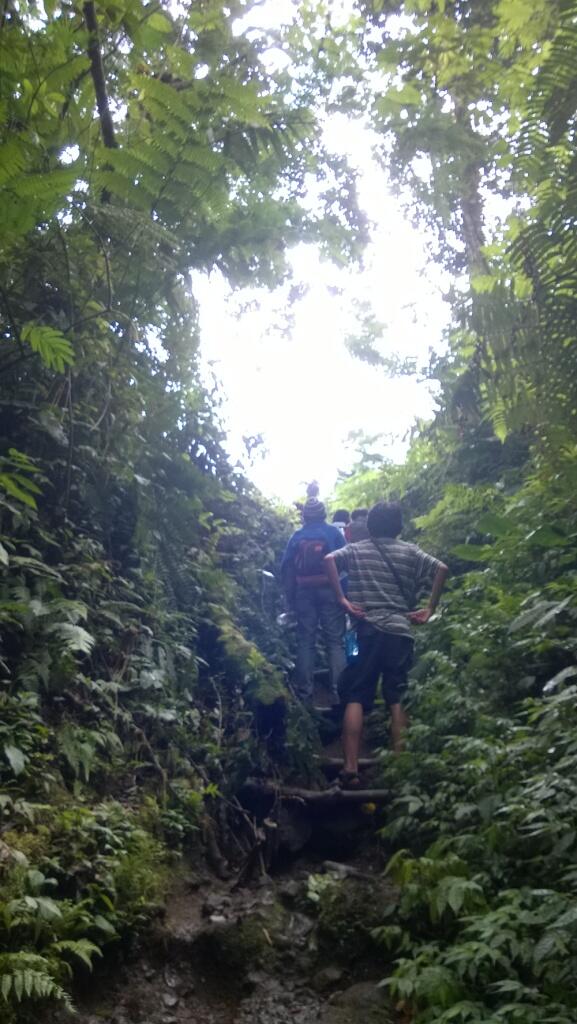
left=64, top=683, right=398, bottom=1024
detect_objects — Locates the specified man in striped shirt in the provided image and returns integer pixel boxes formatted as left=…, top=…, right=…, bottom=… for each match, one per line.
left=324, top=501, right=448, bottom=786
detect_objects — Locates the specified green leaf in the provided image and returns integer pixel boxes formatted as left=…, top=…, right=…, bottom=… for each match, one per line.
left=93, top=915, right=117, bottom=937
left=525, top=525, right=569, bottom=548
left=476, top=512, right=516, bottom=538
left=147, top=12, right=173, bottom=32
left=21, top=324, right=74, bottom=373
left=513, top=272, right=533, bottom=299
left=543, top=666, right=577, bottom=695
left=451, top=543, right=494, bottom=562
left=534, top=595, right=572, bottom=628
left=13, top=972, right=23, bottom=1002
left=0, top=473, right=37, bottom=509
left=395, top=83, right=422, bottom=105
left=509, top=600, right=557, bottom=633
left=3, top=744, right=27, bottom=776
left=471, top=273, right=498, bottom=294
left=0, top=541, right=8, bottom=566
left=52, top=939, right=102, bottom=969
left=35, top=896, right=62, bottom=921
left=47, top=623, right=95, bottom=654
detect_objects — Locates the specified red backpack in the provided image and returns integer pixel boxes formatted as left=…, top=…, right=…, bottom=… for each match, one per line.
left=294, top=536, right=330, bottom=586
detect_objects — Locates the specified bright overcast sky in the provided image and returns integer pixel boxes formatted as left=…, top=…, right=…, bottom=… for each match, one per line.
left=193, top=6, right=450, bottom=505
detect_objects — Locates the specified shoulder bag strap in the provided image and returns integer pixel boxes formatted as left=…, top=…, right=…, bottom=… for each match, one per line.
left=371, top=539, right=414, bottom=608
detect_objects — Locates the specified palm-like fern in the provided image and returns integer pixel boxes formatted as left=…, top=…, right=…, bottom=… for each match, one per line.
left=0, top=953, right=74, bottom=1011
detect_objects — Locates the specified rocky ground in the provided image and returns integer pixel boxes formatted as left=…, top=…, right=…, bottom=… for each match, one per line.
left=54, top=689, right=397, bottom=1024
left=65, top=859, right=398, bottom=1024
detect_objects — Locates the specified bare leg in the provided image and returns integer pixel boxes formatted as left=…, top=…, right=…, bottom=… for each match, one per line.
left=390, top=703, right=408, bottom=754
left=342, top=701, right=364, bottom=773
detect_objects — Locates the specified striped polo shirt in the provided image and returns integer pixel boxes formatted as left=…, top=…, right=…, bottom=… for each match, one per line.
left=328, top=537, right=443, bottom=637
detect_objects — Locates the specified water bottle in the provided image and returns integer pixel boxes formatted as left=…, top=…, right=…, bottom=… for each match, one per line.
left=345, top=628, right=359, bottom=663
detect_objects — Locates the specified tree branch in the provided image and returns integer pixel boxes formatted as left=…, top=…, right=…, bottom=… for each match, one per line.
left=83, top=1, right=117, bottom=150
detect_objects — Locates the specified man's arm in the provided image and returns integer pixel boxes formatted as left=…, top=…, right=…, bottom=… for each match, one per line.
left=407, top=562, right=449, bottom=625
left=324, top=553, right=365, bottom=619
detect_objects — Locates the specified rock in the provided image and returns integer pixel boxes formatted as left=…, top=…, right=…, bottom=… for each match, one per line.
left=163, top=965, right=179, bottom=989
left=277, top=878, right=301, bottom=904
left=277, top=805, right=313, bottom=855
left=195, top=913, right=275, bottom=972
left=254, top=872, right=274, bottom=887
left=320, top=981, right=395, bottom=1024
left=312, top=966, right=344, bottom=992
left=286, top=912, right=314, bottom=945
left=162, top=992, right=179, bottom=1008
left=208, top=913, right=228, bottom=924
left=245, top=968, right=268, bottom=989
left=333, top=982, right=388, bottom=1009
left=237, top=979, right=321, bottom=1024
left=202, top=893, right=230, bottom=916
left=186, top=872, right=206, bottom=891
left=322, top=861, right=370, bottom=880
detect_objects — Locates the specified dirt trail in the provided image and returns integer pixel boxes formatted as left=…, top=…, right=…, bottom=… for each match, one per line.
left=65, top=685, right=396, bottom=1024
left=70, top=863, right=396, bottom=1024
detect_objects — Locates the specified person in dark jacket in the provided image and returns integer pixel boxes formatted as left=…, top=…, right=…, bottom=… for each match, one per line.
left=331, top=509, right=350, bottom=536
left=281, top=494, right=346, bottom=704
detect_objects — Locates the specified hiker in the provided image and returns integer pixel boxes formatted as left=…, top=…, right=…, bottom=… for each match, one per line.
left=345, top=507, right=369, bottom=542
left=294, top=480, right=321, bottom=517
left=331, top=509, right=350, bottom=536
left=324, top=501, right=448, bottom=786
left=280, top=491, right=347, bottom=705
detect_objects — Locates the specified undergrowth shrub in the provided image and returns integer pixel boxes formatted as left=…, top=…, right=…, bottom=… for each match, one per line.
left=372, top=493, right=577, bottom=1023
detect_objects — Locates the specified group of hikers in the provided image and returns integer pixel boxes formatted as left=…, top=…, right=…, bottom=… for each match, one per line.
left=280, top=483, right=448, bottom=789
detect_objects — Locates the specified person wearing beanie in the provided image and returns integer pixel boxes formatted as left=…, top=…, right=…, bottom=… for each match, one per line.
left=280, top=485, right=347, bottom=705
left=303, top=496, right=326, bottom=521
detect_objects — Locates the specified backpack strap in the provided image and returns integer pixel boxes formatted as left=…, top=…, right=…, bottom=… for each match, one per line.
left=371, top=539, right=414, bottom=609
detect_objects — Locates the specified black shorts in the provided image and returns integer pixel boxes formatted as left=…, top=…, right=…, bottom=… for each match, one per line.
left=338, top=623, right=414, bottom=711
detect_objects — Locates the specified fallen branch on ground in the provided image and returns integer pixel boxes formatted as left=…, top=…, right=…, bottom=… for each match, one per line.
left=318, top=757, right=379, bottom=770
left=240, top=781, right=389, bottom=805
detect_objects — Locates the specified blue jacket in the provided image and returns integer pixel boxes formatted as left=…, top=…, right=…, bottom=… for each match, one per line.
left=280, top=521, right=345, bottom=582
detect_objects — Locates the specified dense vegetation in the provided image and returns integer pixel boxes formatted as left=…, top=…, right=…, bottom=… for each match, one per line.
left=2, top=0, right=577, bottom=1021
left=330, top=1, right=577, bottom=1021
left=0, top=0, right=362, bottom=1016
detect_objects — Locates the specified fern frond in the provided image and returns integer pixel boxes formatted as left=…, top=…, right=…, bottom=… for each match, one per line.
left=0, top=953, right=73, bottom=1010
left=21, top=324, right=74, bottom=373
left=50, top=939, right=102, bottom=970
left=11, top=169, right=77, bottom=200
left=137, top=76, right=200, bottom=127
left=47, top=623, right=95, bottom=654
left=0, top=140, right=28, bottom=187
left=180, top=143, right=224, bottom=173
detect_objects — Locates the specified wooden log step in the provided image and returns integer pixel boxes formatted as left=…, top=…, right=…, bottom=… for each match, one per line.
left=318, top=757, right=379, bottom=771
left=240, top=781, right=389, bottom=805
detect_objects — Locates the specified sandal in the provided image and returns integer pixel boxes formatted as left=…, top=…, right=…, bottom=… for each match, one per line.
left=337, top=769, right=362, bottom=790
